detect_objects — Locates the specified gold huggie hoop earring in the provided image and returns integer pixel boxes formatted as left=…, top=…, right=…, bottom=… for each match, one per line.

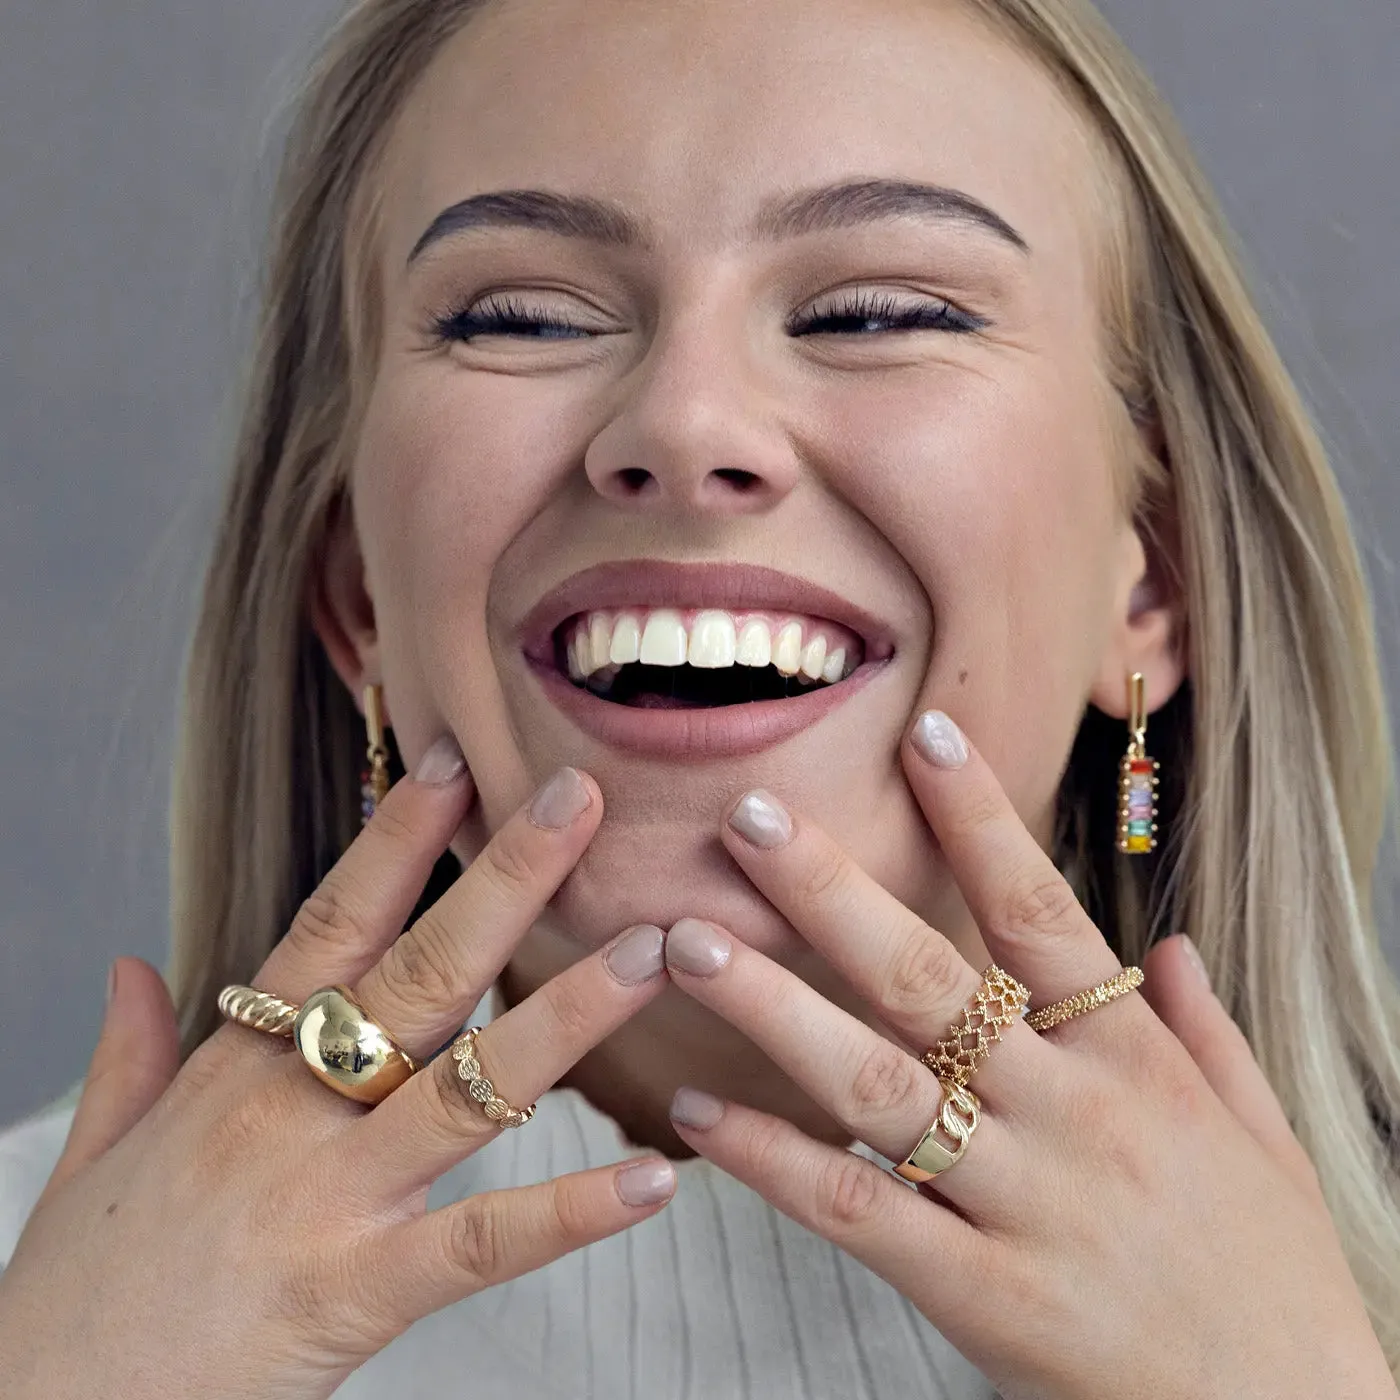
left=1117, top=671, right=1159, bottom=855
left=360, top=682, right=391, bottom=825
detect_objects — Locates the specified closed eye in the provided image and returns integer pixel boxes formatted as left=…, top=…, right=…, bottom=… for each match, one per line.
left=429, top=288, right=989, bottom=344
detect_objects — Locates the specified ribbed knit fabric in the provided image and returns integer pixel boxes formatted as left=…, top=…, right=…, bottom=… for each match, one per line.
left=0, top=992, right=997, bottom=1400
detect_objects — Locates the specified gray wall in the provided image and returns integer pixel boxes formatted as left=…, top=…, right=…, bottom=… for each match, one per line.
left=2, top=1, right=1397, bottom=1127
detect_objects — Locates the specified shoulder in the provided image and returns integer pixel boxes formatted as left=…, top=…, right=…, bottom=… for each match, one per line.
left=0, top=1093, right=78, bottom=1267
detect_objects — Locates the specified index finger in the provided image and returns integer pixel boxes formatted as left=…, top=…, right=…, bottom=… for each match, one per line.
left=902, top=709, right=1134, bottom=1014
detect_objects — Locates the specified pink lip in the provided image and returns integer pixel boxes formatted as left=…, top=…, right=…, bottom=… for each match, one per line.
left=517, top=559, right=897, bottom=760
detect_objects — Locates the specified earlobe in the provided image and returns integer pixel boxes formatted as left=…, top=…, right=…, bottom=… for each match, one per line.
left=1087, top=524, right=1188, bottom=720
left=306, top=493, right=383, bottom=717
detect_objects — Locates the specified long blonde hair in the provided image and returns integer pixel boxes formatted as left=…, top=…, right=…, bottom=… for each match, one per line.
left=166, top=0, right=1400, bottom=1367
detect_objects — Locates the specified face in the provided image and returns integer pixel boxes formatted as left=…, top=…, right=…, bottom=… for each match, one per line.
left=318, top=0, right=1169, bottom=976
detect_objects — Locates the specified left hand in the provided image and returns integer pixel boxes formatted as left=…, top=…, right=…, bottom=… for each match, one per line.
left=662, top=709, right=1395, bottom=1400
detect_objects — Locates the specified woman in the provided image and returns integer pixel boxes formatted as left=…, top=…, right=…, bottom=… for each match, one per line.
left=1, top=0, right=1397, bottom=1393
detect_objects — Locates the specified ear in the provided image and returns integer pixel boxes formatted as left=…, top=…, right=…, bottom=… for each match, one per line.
left=1086, top=501, right=1188, bottom=721
left=306, top=492, right=385, bottom=722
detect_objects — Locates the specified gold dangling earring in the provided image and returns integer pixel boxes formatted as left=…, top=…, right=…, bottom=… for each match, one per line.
left=1117, top=671, right=1159, bottom=855
left=360, top=682, right=391, bottom=826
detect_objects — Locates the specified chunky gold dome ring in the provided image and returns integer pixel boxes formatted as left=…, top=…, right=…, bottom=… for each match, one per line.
left=292, top=984, right=420, bottom=1105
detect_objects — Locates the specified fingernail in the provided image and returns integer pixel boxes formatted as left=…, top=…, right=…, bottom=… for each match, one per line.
left=1179, top=934, right=1211, bottom=987
left=670, top=1086, right=725, bottom=1130
left=106, top=960, right=118, bottom=1006
left=911, top=710, right=969, bottom=768
left=616, top=1158, right=677, bottom=1207
left=727, top=789, right=792, bottom=849
left=666, top=919, right=732, bottom=977
left=603, top=924, right=666, bottom=985
left=528, top=767, right=592, bottom=829
left=414, top=734, right=467, bottom=784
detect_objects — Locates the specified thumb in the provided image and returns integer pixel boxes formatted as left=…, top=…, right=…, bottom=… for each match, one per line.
left=40, top=957, right=181, bottom=1203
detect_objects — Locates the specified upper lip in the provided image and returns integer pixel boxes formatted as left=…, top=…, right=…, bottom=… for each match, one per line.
left=518, top=559, right=897, bottom=666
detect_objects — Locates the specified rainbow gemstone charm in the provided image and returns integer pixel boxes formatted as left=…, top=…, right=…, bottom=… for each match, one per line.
left=1117, top=672, right=1159, bottom=855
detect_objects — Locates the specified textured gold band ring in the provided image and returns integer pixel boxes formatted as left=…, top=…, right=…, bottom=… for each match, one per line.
left=450, top=1026, right=537, bottom=1129
left=218, top=984, right=299, bottom=1036
left=895, top=1077, right=982, bottom=1183
left=920, top=963, right=1031, bottom=1087
left=1024, top=966, right=1145, bottom=1032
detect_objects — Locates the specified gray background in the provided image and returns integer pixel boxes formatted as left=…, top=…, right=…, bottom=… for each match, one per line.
left=1, top=1, right=1397, bottom=1127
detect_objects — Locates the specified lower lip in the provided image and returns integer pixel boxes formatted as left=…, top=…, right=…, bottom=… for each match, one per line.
left=529, top=660, right=886, bottom=759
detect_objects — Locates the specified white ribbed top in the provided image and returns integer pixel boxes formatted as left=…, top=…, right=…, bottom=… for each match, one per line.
left=0, top=994, right=997, bottom=1400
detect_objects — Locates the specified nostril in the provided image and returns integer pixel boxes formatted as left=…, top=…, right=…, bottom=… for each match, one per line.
left=713, top=468, right=762, bottom=491
left=617, top=467, right=653, bottom=494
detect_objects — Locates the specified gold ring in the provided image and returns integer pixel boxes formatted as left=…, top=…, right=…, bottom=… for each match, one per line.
left=292, top=985, right=420, bottom=1105
left=1024, top=966, right=1145, bottom=1032
left=920, top=963, right=1030, bottom=1087
left=449, top=1026, right=536, bottom=1129
left=894, top=1078, right=982, bottom=1183
left=218, top=984, right=300, bottom=1036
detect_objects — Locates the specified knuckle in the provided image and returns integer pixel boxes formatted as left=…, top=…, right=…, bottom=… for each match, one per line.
left=846, top=1042, right=925, bottom=1122
left=380, top=911, right=462, bottom=1009
left=882, top=930, right=964, bottom=1017
left=547, top=1174, right=599, bottom=1243
left=363, top=798, right=418, bottom=850
left=794, top=852, right=854, bottom=912
left=443, top=1197, right=503, bottom=1287
left=993, top=875, right=1082, bottom=947
left=477, top=829, right=542, bottom=904
left=426, top=1057, right=496, bottom=1141
left=814, top=1153, right=884, bottom=1234
left=289, top=880, right=371, bottom=955
left=536, top=973, right=596, bottom=1048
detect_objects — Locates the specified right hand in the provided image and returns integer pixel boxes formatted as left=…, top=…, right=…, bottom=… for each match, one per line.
left=0, top=753, right=674, bottom=1399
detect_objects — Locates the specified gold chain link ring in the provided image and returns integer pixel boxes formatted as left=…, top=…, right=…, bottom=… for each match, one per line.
left=450, top=1026, right=537, bottom=1129
left=920, top=963, right=1030, bottom=1087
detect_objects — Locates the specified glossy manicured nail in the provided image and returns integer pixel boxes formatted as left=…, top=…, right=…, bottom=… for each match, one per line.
left=414, top=734, right=467, bottom=784
left=615, top=1158, right=677, bottom=1207
left=911, top=710, right=969, bottom=769
left=603, top=924, right=666, bottom=985
left=666, top=919, right=732, bottom=977
left=670, top=1086, right=725, bottom=1130
left=1179, top=934, right=1211, bottom=988
left=528, top=767, right=592, bottom=829
left=727, top=789, right=792, bottom=848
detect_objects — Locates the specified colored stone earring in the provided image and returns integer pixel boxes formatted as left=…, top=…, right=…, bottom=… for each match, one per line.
left=360, top=682, right=391, bottom=825
left=1117, top=671, right=1159, bottom=854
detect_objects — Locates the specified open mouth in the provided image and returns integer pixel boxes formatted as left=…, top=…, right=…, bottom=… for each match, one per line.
left=554, top=607, right=866, bottom=709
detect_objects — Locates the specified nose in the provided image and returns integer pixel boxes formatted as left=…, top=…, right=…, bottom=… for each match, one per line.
left=583, top=312, right=800, bottom=516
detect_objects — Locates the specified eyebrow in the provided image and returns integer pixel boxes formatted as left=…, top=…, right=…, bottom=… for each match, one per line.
left=405, top=177, right=1029, bottom=266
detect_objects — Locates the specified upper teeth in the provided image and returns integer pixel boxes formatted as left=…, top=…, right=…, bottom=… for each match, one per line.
left=565, top=608, right=857, bottom=685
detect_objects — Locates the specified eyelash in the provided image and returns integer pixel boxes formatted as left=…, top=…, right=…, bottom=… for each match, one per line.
left=427, top=288, right=988, bottom=344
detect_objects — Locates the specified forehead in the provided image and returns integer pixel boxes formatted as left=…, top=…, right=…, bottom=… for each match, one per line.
left=377, top=0, right=1107, bottom=282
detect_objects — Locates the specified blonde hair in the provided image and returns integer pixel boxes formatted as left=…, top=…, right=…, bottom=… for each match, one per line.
left=167, top=0, right=1400, bottom=1368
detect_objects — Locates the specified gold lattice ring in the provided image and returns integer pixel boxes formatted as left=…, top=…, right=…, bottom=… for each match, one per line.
left=450, top=1026, right=537, bottom=1129
left=920, top=963, right=1031, bottom=1088
left=1023, top=966, right=1146, bottom=1032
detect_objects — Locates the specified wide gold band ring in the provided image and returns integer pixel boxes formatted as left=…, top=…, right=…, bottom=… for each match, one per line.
left=449, top=1026, right=536, bottom=1129
left=920, top=963, right=1030, bottom=1087
left=291, top=985, right=420, bottom=1106
left=895, top=1077, right=982, bottom=1183
left=1024, top=966, right=1145, bottom=1032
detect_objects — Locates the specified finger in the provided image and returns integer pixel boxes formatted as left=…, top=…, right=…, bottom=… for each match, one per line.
left=352, top=767, right=601, bottom=1059
left=663, top=918, right=1024, bottom=1219
left=902, top=710, right=1136, bottom=1015
left=666, top=1090, right=984, bottom=1322
left=354, top=923, right=667, bottom=1197
left=720, top=788, right=998, bottom=1054
left=1141, top=935, right=1322, bottom=1200
left=38, top=958, right=181, bottom=1206
left=254, top=738, right=475, bottom=1003
left=364, top=1154, right=676, bottom=1328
